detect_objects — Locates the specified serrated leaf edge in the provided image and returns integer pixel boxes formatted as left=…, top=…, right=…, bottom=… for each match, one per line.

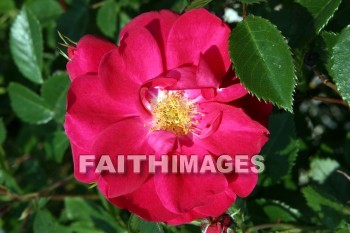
left=229, top=15, right=297, bottom=112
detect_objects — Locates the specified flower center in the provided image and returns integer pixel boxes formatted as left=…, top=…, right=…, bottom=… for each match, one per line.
left=151, top=91, right=198, bottom=135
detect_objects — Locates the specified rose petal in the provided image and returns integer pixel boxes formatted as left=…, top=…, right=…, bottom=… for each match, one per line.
left=67, top=35, right=116, bottom=80
left=166, top=66, right=198, bottom=90
left=196, top=54, right=220, bottom=88
left=154, top=152, right=228, bottom=214
left=71, top=142, right=99, bottom=183
left=166, top=9, right=231, bottom=78
left=194, top=189, right=236, bottom=216
left=65, top=75, right=135, bottom=151
left=108, top=177, right=178, bottom=222
left=196, top=102, right=269, bottom=156
left=166, top=211, right=206, bottom=225
left=120, top=10, right=179, bottom=69
left=93, top=117, right=153, bottom=198
left=99, top=27, right=163, bottom=111
left=213, top=84, right=248, bottom=102
left=227, top=169, right=258, bottom=197
left=148, top=130, right=178, bottom=155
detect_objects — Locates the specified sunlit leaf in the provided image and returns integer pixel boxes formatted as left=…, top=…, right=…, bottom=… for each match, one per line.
left=8, top=83, right=53, bottom=124
left=10, top=6, right=43, bottom=84
left=229, top=16, right=296, bottom=111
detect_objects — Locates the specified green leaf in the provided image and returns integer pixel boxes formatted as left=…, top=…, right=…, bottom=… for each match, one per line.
left=185, top=0, right=213, bottom=11
left=302, top=186, right=345, bottom=213
left=308, top=158, right=339, bottom=184
left=64, top=197, right=123, bottom=232
left=0, top=0, right=15, bottom=14
left=44, top=130, right=69, bottom=163
left=302, top=186, right=350, bottom=227
left=119, top=11, right=131, bottom=30
left=0, top=170, right=22, bottom=194
left=52, top=131, right=69, bottom=163
left=256, top=199, right=300, bottom=223
left=34, top=209, right=70, bottom=233
left=128, top=214, right=141, bottom=233
left=229, top=16, right=296, bottom=111
left=331, top=25, right=350, bottom=105
left=41, top=73, right=70, bottom=122
left=97, top=0, right=117, bottom=38
left=8, top=83, right=53, bottom=124
left=321, top=31, right=339, bottom=73
left=295, top=0, right=342, bottom=33
left=69, top=222, right=104, bottom=233
left=263, top=139, right=300, bottom=185
left=33, top=209, right=56, bottom=233
left=263, top=112, right=296, bottom=154
left=10, top=6, right=43, bottom=84
left=128, top=214, right=164, bottom=233
left=140, top=220, right=164, bottom=233
left=261, top=113, right=301, bottom=185
left=322, top=31, right=339, bottom=49
left=26, top=0, right=63, bottom=25
left=0, top=119, right=6, bottom=145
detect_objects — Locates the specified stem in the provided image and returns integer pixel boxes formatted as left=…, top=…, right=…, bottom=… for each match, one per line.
left=0, top=174, right=74, bottom=202
left=0, top=146, right=10, bottom=172
left=242, top=4, right=247, bottom=19
left=39, top=174, right=74, bottom=195
left=314, top=71, right=339, bottom=94
left=313, top=96, right=348, bottom=106
left=91, top=1, right=105, bottom=9
left=337, top=170, right=350, bottom=182
left=49, top=194, right=100, bottom=201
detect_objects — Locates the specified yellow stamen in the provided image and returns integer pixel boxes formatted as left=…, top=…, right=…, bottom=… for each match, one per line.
left=151, top=91, right=198, bottom=135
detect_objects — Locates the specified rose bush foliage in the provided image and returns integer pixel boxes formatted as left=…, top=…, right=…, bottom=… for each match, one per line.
left=3, top=0, right=350, bottom=232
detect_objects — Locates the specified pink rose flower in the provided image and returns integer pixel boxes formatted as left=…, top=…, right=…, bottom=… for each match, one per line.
left=65, top=9, right=271, bottom=225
